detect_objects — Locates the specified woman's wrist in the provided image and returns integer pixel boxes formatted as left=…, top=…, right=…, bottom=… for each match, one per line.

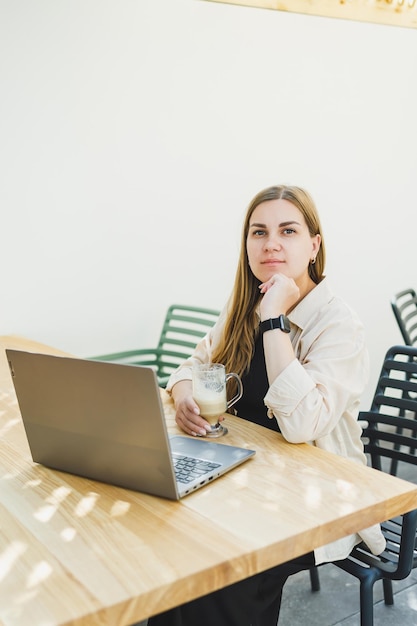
left=171, top=380, right=193, bottom=405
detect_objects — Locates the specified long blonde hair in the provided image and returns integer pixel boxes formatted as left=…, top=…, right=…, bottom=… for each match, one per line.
left=211, top=185, right=326, bottom=380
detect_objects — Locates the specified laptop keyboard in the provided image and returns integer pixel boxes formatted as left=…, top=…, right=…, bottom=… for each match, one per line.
left=173, top=454, right=221, bottom=484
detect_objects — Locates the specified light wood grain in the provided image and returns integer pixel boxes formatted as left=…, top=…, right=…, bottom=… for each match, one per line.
left=205, top=0, right=417, bottom=29
left=2, top=336, right=417, bottom=625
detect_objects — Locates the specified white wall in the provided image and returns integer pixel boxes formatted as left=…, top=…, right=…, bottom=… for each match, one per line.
left=1, top=0, right=417, bottom=409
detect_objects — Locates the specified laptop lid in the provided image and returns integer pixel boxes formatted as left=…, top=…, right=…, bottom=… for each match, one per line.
left=6, top=349, right=255, bottom=500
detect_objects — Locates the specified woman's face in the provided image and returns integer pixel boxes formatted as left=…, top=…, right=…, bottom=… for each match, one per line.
left=246, top=198, right=321, bottom=286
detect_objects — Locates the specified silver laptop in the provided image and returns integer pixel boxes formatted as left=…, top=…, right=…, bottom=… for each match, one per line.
left=6, top=349, right=255, bottom=499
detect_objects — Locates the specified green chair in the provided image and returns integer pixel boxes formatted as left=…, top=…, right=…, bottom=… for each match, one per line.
left=90, top=304, right=220, bottom=388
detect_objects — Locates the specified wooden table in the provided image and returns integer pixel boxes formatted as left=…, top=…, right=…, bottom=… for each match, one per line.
left=2, top=335, right=417, bottom=626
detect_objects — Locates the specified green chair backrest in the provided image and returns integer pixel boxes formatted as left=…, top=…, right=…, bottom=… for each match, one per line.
left=155, top=304, right=220, bottom=381
left=90, top=304, right=221, bottom=387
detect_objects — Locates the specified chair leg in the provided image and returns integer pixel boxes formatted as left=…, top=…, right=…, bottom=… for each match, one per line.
left=390, top=456, right=399, bottom=476
left=382, top=578, right=394, bottom=605
left=309, top=566, right=320, bottom=592
left=359, top=575, right=376, bottom=626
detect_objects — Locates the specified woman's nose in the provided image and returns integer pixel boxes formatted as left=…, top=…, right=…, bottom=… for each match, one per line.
left=264, top=236, right=280, bottom=251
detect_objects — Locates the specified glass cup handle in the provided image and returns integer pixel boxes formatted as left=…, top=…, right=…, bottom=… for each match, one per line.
left=225, top=373, right=243, bottom=409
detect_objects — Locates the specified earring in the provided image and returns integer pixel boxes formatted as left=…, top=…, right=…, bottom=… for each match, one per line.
left=310, top=257, right=316, bottom=265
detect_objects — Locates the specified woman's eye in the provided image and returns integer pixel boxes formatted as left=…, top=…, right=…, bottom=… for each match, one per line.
left=283, top=228, right=296, bottom=235
left=253, top=229, right=266, bottom=236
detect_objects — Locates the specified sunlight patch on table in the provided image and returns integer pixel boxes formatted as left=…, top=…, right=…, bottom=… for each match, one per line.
left=0, top=541, right=27, bottom=582
left=336, top=479, right=359, bottom=500
left=74, top=491, right=98, bottom=517
left=0, top=416, right=20, bottom=437
left=27, top=561, right=52, bottom=588
left=24, top=478, right=42, bottom=488
left=60, top=527, right=76, bottom=542
left=230, top=467, right=250, bottom=488
left=34, top=486, right=72, bottom=522
left=110, top=500, right=131, bottom=517
left=304, top=484, right=322, bottom=509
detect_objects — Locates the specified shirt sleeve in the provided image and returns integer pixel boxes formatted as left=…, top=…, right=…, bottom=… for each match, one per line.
left=264, top=307, right=369, bottom=443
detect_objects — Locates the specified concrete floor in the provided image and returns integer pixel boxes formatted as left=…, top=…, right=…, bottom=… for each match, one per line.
left=280, top=561, right=417, bottom=625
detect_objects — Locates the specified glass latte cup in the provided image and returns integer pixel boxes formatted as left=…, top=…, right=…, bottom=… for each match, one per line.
left=192, top=363, right=243, bottom=437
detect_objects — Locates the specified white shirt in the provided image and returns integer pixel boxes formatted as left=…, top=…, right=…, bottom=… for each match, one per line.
left=167, top=278, right=386, bottom=564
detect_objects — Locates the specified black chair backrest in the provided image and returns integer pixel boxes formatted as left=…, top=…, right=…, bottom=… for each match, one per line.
left=362, top=344, right=417, bottom=478
left=358, top=345, right=417, bottom=576
left=391, top=288, right=417, bottom=346
left=330, top=345, right=417, bottom=622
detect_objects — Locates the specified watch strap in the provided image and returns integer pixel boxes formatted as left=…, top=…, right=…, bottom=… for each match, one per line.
left=259, top=315, right=291, bottom=334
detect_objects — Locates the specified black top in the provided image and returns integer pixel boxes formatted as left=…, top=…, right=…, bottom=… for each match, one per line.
left=233, top=332, right=280, bottom=432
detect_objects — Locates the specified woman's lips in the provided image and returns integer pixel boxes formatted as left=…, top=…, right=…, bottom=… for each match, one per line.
left=262, top=259, right=284, bottom=266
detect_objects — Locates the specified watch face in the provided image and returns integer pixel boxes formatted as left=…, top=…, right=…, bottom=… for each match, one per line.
left=281, top=315, right=291, bottom=333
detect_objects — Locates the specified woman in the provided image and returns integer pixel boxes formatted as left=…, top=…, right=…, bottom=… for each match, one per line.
left=148, top=185, right=385, bottom=626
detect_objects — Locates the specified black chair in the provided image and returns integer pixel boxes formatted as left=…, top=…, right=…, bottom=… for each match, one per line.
left=331, top=344, right=417, bottom=626
left=90, top=304, right=220, bottom=388
left=309, top=565, right=320, bottom=592
left=391, top=288, right=417, bottom=346
left=368, top=342, right=417, bottom=476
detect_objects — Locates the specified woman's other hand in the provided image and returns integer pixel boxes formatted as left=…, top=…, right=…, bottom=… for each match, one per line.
left=171, top=380, right=219, bottom=437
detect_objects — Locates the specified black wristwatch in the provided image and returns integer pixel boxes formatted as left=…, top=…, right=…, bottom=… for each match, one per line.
left=260, top=315, right=291, bottom=334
